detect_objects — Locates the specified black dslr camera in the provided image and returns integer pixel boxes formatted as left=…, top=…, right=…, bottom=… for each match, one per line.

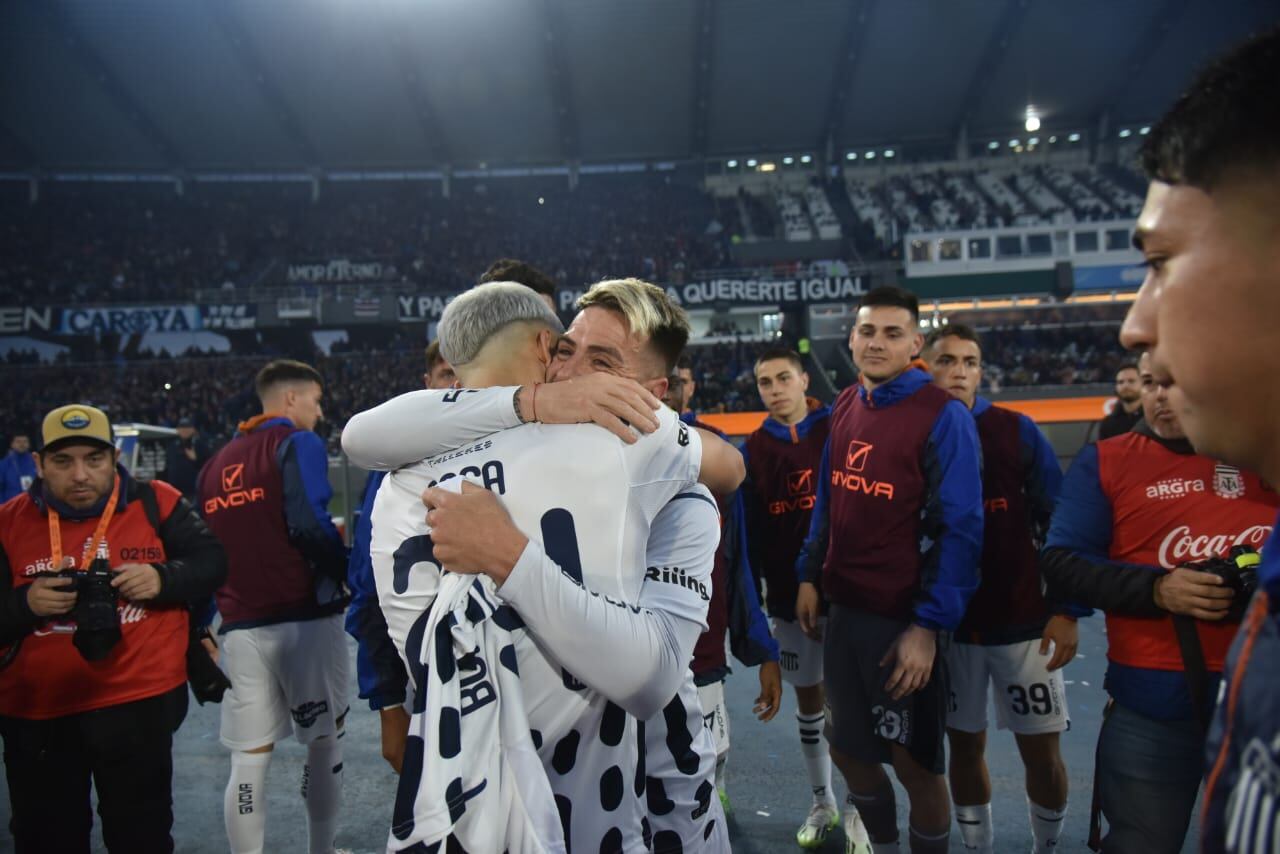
left=37, top=557, right=121, bottom=661
left=1180, top=544, right=1260, bottom=623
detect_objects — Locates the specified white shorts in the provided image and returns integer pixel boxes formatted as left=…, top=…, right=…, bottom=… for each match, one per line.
left=219, top=614, right=352, bottom=750
left=697, top=680, right=730, bottom=758
left=946, top=639, right=1069, bottom=736
left=772, top=617, right=824, bottom=688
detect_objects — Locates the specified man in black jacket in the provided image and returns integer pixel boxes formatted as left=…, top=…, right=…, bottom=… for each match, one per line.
left=0, top=403, right=227, bottom=854
left=161, top=417, right=212, bottom=500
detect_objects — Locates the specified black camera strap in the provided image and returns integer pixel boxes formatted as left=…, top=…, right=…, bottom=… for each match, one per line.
left=1172, top=613, right=1212, bottom=733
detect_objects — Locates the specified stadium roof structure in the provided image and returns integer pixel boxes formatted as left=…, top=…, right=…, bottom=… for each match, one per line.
left=1, top=0, right=1275, bottom=173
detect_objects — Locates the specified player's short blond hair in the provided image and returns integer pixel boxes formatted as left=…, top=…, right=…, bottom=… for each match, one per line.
left=576, top=278, right=690, bottom=375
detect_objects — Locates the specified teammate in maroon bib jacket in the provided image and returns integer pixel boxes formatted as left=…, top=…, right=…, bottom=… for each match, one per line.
left=924, top=324, right=1075, bottom=854
left=198, top=360, right=351, bottom=854
left=740, top=347, right=841, bottom=848
left=796, top=287, right=984, bottom=854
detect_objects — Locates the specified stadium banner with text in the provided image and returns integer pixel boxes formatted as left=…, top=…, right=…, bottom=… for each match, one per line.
left=0, top=306, right=59, bottom=334
left=287, top=258, right=386, bottom=284
left=397, top=293, right=459, bottom=322
left=556, top=275, right=865, bottom=313
left=59, top=305, right=203, bottom=335
left=201, top=303, right=257, bottom=330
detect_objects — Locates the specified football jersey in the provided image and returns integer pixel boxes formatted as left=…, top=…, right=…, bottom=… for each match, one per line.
left=640, top=491, right=731, bottom=853
left=370, top=407, right=703, bottom=853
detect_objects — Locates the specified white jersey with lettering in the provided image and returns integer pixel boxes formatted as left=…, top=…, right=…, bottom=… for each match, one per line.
left=371, top=408, right=704, bottom=853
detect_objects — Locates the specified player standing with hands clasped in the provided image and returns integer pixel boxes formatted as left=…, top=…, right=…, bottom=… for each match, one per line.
left=796, top=287, right=984, bottom=854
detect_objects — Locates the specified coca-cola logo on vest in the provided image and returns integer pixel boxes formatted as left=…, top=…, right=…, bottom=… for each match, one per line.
left=1157, top=524, right=1272, bottom=570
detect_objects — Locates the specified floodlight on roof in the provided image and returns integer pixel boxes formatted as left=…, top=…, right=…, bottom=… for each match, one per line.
left=1068, top=132, right=1081, bottom=142
left=782, top=156, right=794, bottom=165
left=760, top=162, right=777, bottom=172
left=1008, top=139, right=1019, bottom=147
left=800, top=154, right=812, bottom=164
left=746, top=159, right=757, bottom=167
left=727, top=159, right=738, bottom=168
left=1025, top=106, right=1041, bottom=133
left=884, top=149, right=895, bottom=158
left=988, top=141, right=999, bottom=150
left=1139, top=126, right=1151, bottom=135
left=1119, top=129, right=1132, bottom=138
left=846, top=152, right=857, bottom=161
left=865, top=151, right=876, bottom=160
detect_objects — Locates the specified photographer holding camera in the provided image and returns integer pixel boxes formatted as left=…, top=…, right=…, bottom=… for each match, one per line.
left=1040, top=353, right=1278, bottom=853
left=0, top=404, right=227, bottom=854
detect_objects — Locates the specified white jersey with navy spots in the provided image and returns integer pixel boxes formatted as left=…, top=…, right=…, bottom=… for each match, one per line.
left=371, top=408, right=704, bottom=853
left=389, top=568, right=564, bottom=853
left=640, top=494, right=731, bottom=854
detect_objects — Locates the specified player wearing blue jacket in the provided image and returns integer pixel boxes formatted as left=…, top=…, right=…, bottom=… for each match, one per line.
left=796, top=288, right=983, bottom=854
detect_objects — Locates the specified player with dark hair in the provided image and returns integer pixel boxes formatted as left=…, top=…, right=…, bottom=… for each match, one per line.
left=796, top=286, right=984, bottom=854
left=740, top=346, right=843, bottom=848
left=923, top=323, right=1073, bottom=854
left=1118, top=27, right=1280, bottom=853
left=480, top=258, right=558, bottom=310
left=422, top=339, right=456, bottom=390
left=1097, top=364, right=1142, bottom=440
left=198, top=359, right=351, bottom=854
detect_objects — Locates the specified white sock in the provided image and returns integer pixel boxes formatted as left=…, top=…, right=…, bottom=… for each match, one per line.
left=954, top=803, right=994, bottom=853
left=303, top=737, right=344, bottom=854
left=797, top=711, right=836, bottom=805
left=225, top=751, right=271, bottom=854
left=1028, top=797, right=1066, bottom=853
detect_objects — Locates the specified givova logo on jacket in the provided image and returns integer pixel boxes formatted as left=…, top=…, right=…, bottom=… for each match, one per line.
left=832, top=440, right=894, bottom=500
left=204, top=463, right=265, bottom=515
left=769, top=468, right=816, bottom=515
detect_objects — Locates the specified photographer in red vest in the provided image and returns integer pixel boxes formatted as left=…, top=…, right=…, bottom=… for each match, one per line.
left=0, top=404, right=227, bottom=854
left=1042, top=353, right=1278, bottom=853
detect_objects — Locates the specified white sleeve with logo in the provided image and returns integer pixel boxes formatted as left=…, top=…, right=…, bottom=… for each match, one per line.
left=495, top=485, right=720, bottom=720
left=342, top=388, right=521, bottom=470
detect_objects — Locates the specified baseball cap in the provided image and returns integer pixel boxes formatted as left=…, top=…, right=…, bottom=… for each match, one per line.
left=177, top=417, right=194, bottom=428
left=41, top=405, right=115, bottom=452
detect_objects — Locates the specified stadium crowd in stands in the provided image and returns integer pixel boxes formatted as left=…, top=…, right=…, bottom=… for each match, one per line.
left=0, top=174, right=733, bottom=306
